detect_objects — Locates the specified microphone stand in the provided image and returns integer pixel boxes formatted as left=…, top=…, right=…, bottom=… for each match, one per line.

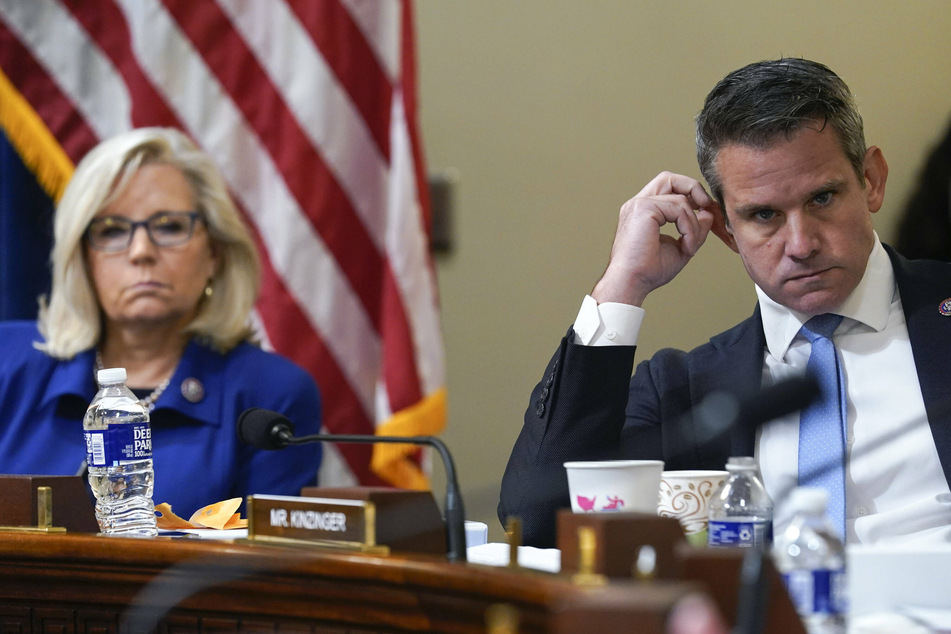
left=733, top=548, right=769, bottom=634
left=284, top=432, right=467, bottom=563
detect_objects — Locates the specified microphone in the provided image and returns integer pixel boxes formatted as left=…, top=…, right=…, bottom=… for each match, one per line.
left=237, top=408, right=467, bottom=563
left=238, top=408, right=295, bottom=450
left=735, top=374, right=821, bottom=431
left=687, top=374, right=821, bottom=447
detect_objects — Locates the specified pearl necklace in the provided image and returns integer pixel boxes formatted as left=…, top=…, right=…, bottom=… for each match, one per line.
left=95, top=350, right=172, bottom=412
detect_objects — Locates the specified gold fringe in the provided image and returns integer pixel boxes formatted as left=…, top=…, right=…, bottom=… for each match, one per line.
left=371, top=387, right=448, bottom=490
left=0, top=66, right=74, bottom=202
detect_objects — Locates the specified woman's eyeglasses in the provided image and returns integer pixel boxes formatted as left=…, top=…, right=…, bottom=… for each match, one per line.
left=85, top=211, right=203, bottom=252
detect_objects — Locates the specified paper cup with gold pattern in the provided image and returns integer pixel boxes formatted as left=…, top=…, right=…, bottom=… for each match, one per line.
left=657, top=470, right=728, bottom=546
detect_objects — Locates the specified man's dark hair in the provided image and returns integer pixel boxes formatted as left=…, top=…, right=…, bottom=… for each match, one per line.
left=696, top=58, right=867, bottom=206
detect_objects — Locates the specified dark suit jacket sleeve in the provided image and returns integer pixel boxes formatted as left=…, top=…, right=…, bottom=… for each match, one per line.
left=498, top=328, right=643, bottom=547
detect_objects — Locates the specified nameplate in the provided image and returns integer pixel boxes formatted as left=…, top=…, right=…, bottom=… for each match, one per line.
left=247, top=494, right=382, bottom=552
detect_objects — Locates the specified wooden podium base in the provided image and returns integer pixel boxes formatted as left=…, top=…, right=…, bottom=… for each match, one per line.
left=554, top=510, right=805, bottom=634
left=552, top=581, right=705, bottom=634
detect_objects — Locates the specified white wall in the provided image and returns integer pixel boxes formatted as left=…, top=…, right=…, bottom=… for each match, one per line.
left=416, top=1, right=951, bottom=541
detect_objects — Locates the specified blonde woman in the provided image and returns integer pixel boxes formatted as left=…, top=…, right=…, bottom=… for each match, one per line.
left=0, top=127, right=321, bottom=516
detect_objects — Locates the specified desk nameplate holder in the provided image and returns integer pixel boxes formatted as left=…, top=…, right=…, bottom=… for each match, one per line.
left=0, top=475, right=98, bottom=532
left=246, top=494, right=389, bottom=554
left=0, top=486, right=67, bottom=534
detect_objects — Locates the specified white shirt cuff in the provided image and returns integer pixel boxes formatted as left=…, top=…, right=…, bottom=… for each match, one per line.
left=572, top=295, right=644, bottom=346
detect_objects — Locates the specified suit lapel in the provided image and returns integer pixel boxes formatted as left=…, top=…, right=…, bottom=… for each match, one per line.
left=687, top=307, right=767, bottom=464
left=887, top=246, right=951, bottom=487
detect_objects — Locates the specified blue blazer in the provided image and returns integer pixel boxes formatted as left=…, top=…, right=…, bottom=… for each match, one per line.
left=0, top=322, right=323, bottom=517
left=499, top=246, right=951, bottom=547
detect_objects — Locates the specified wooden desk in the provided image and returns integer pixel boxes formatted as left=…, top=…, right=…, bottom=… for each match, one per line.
left=0, top=532, right=697, bottom=633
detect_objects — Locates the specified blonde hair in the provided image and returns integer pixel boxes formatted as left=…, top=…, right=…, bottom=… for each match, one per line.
left=38, top=127, right=260, bottom=358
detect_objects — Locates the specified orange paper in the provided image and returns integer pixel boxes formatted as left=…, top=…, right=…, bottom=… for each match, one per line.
left=154, top=503, right=194, bottom=529
left=155, top=498, right=248, bottom=530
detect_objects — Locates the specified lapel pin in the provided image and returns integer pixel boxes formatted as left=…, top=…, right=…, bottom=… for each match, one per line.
left=939, top=299, right=951, bottom=316
left=181, top=377, right=205, bottom=403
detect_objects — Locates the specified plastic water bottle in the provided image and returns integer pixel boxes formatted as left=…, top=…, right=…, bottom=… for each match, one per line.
left=83, top=367, right=158, bottom=536
left=708, top=456, right=773, bottom=548
left=773, top=487, right=847, bottom=634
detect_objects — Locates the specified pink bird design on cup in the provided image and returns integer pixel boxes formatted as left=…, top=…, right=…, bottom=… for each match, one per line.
left=603, top=495, right=624, bottom=510
left=576, top=495, right=597, bottom=511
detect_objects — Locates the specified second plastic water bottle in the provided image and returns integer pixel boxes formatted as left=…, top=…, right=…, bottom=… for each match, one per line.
left=708, top=456, right=773, bottom=548
left=83, top=367, right=158, bottom=537
left=773, top=487, right=847, bottom=634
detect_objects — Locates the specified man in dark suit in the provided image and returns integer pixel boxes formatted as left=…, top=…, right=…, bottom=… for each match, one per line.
left=499, top=58, right=951, bottom=548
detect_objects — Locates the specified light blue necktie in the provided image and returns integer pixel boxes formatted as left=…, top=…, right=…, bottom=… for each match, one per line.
left=798, top=313, right=847, bottom=540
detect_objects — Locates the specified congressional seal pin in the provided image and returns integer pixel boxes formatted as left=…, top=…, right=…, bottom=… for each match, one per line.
left=181, top=377, right=205, bottom=403
left=940, top=299, right=951, bottom=316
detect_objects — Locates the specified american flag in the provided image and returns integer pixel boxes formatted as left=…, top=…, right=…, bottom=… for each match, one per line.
left=0, top=0, right=446, bottom=488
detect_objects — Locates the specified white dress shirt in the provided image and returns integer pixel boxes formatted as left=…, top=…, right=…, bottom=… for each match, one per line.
left=573, top=236, right=951, bottom=545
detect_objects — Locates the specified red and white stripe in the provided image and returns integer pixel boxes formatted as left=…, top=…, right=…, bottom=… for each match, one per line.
left=0, top=0, right=445, bottom=487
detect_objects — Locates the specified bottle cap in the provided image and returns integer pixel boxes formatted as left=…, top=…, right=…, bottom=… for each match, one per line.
left=789, top=487, right=828, bottom=514
left=97, top=367, right=127, bottom=385
left=726, top=456, right=756, bottom=471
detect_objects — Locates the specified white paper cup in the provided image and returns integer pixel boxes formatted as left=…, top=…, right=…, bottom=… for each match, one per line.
left=564, top=460, right=665, bottom=513
left=657, top=469, right=728, bottom=546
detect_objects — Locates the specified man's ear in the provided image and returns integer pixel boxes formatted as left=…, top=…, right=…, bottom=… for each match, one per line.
left=863, top=146, right=888, bottom=213
left=709, top=201, right=739, bottom=253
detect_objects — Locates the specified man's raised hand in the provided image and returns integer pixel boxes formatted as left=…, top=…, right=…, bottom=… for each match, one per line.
left=592, top=172, right=721, bottom=306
